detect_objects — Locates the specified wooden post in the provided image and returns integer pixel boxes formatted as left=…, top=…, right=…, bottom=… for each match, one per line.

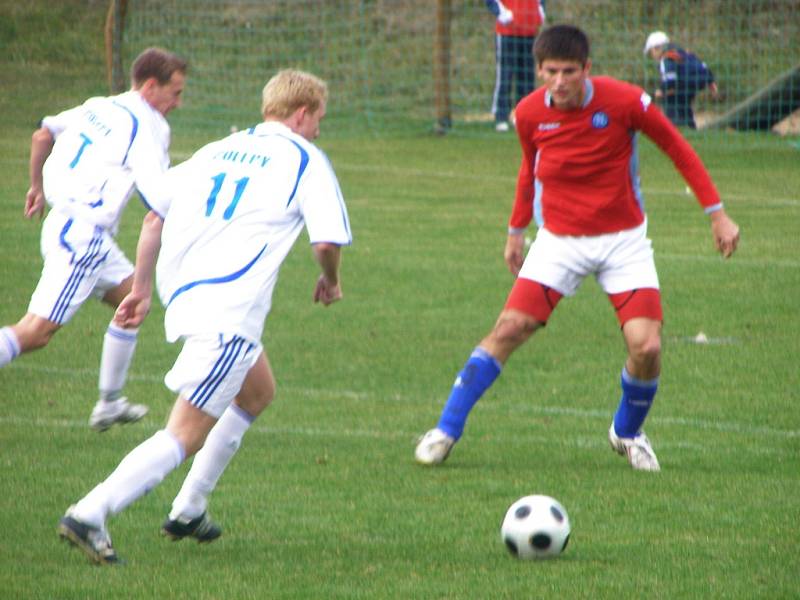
left=104, top=0, right=129, bottom=93
left=434, top=0, right=452, bottom=134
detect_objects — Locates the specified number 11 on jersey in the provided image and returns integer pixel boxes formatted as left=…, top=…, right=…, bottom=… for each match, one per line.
left=205, top=172, right=250, bottom=220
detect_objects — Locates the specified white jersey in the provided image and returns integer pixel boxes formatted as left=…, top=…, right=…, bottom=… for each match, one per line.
left=41, top=90, right=170, bottom=234
left=149, top=121, right=352, bottom=343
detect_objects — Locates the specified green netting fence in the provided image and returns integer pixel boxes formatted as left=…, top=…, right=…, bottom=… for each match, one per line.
left=110, top=0, right=800, bottom=141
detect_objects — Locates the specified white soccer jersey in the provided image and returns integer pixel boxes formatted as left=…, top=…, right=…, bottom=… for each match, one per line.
left=41, top=90, right=170, bottom=234
left=149, top=121, right=352, bottom=343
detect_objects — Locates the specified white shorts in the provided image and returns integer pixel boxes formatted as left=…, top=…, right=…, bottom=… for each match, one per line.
left=28, top=210, right=133, bottom=324
left=165, top=333, right=262, bottom=418
left=519, top=221, right=659, bottom=296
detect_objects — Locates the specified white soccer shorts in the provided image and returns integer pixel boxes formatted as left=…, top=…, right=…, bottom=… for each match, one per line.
left=519, top=220, right=660, bottom=296
left=165, top=333, right=262, bottom=418
left=28, top=210, right=133, bottom=324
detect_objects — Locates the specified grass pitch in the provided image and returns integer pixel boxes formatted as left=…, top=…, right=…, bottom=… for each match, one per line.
left=2, top=125, right=798, bottom=599
left=1, top=4, right=799, bottom=598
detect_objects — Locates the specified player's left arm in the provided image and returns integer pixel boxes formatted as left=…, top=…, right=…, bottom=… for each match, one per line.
left=639, top=98, right=740, bottom=258
left=25, top=126, right=55, bottom=219
left=115, top=210, right=164, bottom=327
left=312, top=242, right=343, bottom=306
left=301, top=152, right=351, bottom=306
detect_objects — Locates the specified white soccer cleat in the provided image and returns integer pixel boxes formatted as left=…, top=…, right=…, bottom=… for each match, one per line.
left=608, top=424, right=661, bottom=472
left=89, top=397, right=149, bottom=432
left=415, top=428, right=455, bottom=465
left=495, top=121, right=510, bottom=132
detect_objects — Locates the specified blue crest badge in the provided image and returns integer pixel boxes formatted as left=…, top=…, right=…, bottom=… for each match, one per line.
left=591, top=111, right=609, bottom=128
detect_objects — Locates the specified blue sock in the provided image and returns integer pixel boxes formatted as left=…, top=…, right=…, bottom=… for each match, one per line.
left=437, top=348, right=502, bottom=440
left=612, top=367, right=658, bottom=438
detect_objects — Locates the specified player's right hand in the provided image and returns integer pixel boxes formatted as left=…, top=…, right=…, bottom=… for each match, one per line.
left=313, top=275, right=342, bottom=306
left=114, top=292, right=151, bottom=328
left=24, top=186, right=46, bottom=219
left=498, top=7, right=514, bottom=25
left=504, top=233, right=525, bottom=276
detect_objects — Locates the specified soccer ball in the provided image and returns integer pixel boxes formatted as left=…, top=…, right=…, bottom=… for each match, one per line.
left=500, top=495, right=571, bottom=559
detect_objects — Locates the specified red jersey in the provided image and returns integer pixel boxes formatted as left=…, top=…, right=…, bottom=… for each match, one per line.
left=510, top=76, right=722, bottom=236
left=495, top=0, right=544, bottom=37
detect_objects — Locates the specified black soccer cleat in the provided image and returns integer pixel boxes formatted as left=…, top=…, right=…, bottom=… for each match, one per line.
left=161, top=512, right=222, bottom=543
left=58, top=509, right=120, bottom=565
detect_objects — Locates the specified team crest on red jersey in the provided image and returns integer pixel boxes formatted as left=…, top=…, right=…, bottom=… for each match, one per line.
left=591, top=112, right=609, bottom=128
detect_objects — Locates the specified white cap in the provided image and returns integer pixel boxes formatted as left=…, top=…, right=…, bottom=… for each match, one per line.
left=643, top=31, right=669, bottom=55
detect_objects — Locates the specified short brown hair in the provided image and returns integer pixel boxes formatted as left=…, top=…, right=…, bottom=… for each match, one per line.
left=261, top=69, right=328, bottom=120
left=534, top=25, right=590, bottom=66
left=130, top=47, right=188, bottom=87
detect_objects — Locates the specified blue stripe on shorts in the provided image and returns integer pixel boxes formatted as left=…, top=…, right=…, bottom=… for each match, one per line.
left=189, top=335, right=247, bottom=410
left=48, top=227, right=104, bottom=324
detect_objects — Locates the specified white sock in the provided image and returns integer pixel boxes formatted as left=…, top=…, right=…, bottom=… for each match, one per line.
left=98, top=322, right=138, bottom=402
left=73, top=430, right=184, bottom=528
left=0, top=327, right=21, bottom=367
left=170, top=404, right=254, bottom=520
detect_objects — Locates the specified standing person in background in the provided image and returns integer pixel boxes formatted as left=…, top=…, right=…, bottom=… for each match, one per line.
left=0, top=47, right=187, bottom=431
left=58, top=69, right=352, bottom=565
left=485, top=0, right=546, bottom=132
left=415, top=24, right=739, bottom=472
left=644, top=31, right=718, bottom=129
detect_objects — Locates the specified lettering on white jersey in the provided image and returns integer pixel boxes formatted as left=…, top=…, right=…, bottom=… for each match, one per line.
left=538, top=122, right=561, bottom=131
left=82, top=109, right=113, bottom=137
left=212, top=149, right=271, bottom=168
left=640, top=91, right=652, bottom=111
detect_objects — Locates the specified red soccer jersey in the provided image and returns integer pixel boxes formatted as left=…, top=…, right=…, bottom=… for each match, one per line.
left=510, top=76, right=722, bottom=236
left=494, top=0, right=544, bottom=37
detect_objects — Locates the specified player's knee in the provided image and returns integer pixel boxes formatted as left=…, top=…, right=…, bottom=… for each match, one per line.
left=14, top=321, right=56, bottom=352
left=629, top=333, right=661, bottom=370
left=491, top=312, right=539, bottom=347
left=236, top=384, right=274, bottom=417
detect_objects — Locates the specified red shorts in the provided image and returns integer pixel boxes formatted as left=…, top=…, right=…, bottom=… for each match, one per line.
left=505, top=278, right=662, bottom=326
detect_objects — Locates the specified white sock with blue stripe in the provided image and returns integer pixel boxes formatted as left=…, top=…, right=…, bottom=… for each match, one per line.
left=0, top=327, right=21, bottom=367
left=98, top=322, right=138, bottom=402
left=169, top=404, right=255, bottom=521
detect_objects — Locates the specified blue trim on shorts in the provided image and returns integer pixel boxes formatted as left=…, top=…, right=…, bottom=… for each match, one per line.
left=58, top=218, right=75, bottom=261
left=48, top=227, right=105, bottom=324
left=189, top=335, right=247, bottom=410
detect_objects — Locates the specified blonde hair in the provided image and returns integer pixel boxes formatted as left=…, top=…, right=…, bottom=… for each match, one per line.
left=261, top=69, right=328, bottom=119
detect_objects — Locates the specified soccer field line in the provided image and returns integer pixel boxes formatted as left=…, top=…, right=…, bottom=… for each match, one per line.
left=656, top=253, right=800, bottom=269
left=332, top=161, right=800, bottom=207
left=0, top=414, right=793, bottom=458
left=490, top=402, right=799, bottom=440
left=5, top=362, right=799, bottom=442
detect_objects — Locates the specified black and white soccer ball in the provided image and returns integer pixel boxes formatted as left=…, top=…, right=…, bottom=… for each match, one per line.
left=500, top=495, right=571, bottom=559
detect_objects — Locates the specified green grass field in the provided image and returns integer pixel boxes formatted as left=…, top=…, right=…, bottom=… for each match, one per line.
left=1, top=3, right=799, bottom=599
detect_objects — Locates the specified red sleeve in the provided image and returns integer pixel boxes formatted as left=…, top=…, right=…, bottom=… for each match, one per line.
left=638, top=100, right=722, bottom=212
left=509, top=114, right=537, bottom=231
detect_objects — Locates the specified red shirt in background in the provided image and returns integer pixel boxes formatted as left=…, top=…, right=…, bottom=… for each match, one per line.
left=494, top=0, right=544, bottom=37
